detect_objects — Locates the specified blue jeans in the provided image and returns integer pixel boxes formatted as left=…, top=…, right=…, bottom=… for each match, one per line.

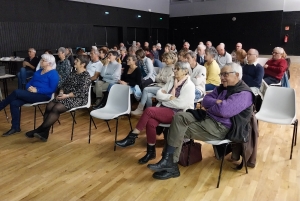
left=140, top=86, right=161, bottom=107
left=0, top=89, right=50, bottom=130
left=205, top=84, right=217, bottom=91
left=17, top=68, right=35, bottom=89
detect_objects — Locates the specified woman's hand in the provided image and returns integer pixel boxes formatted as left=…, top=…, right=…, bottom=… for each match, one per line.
left=118, top=80, right=127, bottom=85
left=161, top=89, right=167, bottom=94
left=56, top=94, right=69, bottom=100
left=28, top=86, right=37, bottom=93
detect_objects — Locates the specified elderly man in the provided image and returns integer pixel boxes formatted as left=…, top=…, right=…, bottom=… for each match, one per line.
left=216, top=44, right=232, bottom=68
left=231, top=42, right=242, bottom=62
left=17, top=48, right=40, bottom=89
left=242, top=49, right=264, bottom=89
left=144, top=41, right=149, bottom=49
left=136, top=42, right=141, bottom=49
left=183, top=42, right=190, bottom=51
left=147, top=63, right=254, bottom=180
left=196, top=44, right=206, bottom=65
left=206, top=41, right=213, bottom=48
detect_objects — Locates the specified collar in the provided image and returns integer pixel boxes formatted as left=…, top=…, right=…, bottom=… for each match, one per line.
left=248, top=61, right=258, bottom=66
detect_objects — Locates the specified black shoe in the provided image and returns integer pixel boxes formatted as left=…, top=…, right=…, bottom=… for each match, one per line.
left=25, top=129, right=37, bottom=138
left=213, top=144, right=232, bottom=160
left=115, top=131, right=138, bottom=147
left=147, top=152, right=174, bottom=172
left=138, top=144, right=156, bottom=164
left=33, top=131, right=49, bottom=142
left=152, top=164, right=180, bottom=180
left=156, top=126, right=164, bottom=135
left=2, top=128, right=21, bottom=137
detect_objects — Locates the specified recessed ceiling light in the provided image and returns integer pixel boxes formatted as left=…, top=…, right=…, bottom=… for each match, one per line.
left=105, top=12, right=109, bottom=14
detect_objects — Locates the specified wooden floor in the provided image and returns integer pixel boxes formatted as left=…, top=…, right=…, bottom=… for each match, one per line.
left=1, top=63, right=300, bottom=201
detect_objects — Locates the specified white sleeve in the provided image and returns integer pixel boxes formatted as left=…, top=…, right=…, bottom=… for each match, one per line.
left=143, top=58, right=154, bottom=80
left=95, top=62, right=103, bottom=72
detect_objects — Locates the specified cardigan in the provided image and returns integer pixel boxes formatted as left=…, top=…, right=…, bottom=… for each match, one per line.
left=242, top=62, right=264, bottom=88
left=156, top=76, right=195, bottom=111
left=155, top=64, right=174, bottom=87
left=264, top=58, right=287, bottom=80
left=101, top=61, right=121, bottom=84
left=189, top=63, right=206, bottom=95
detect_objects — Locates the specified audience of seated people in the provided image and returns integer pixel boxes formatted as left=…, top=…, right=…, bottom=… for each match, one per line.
left=0, top=54, right=59, bottom=136
left=263, top=47, right=288, bottom=85
left=242, top=49, right=264, bottom=89
left=216, top=43, right=232, bottom=68
left=204, top=47, right=221, bottom=91
left=56, top=47, right=71, bottom=88
left=17, top=48, right=40, bottom=89
left=184, top=51, right=206, bottom=103
left=196, top=44, right=206, bottom=66
left=115, top=62, right=195, bottom=164
left=131, top=52, right=177, bottom=116
left=25, top=55, right=91, bottom=141
left=136, top=49, right=156, bottom=90
left=231, top=42, right=242, bottom=62
left=146, top=63, right=254, bottom=180
left=235, top=49, right=247, bottom=66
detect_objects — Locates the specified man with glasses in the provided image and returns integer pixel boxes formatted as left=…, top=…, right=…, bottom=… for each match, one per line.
left=147, top=63, right=254, bottom=180
left=231, top=42, right=242, bottom=62
left=17, top=48, right=40, bottom=89
left=242, top=49, right=264, bottom=89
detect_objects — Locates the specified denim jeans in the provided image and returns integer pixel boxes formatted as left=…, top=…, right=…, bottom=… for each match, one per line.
left=205, top=84, right=217, bottom=91
left=0, top=89, right=49, bottom=130
left=17, top=68, right=35, bottom=89
left=140, top=86, right=161, bottom=108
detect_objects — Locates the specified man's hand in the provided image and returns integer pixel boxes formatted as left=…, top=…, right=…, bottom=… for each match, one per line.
left=23, top=61, right=29, bottom=67
left=161, top=89, right=167, bottom=94
left=216, top=99, right=222, bottom=104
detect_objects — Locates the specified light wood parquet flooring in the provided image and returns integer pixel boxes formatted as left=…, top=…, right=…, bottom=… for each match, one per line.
left=0, top=63, right=300, bottom=201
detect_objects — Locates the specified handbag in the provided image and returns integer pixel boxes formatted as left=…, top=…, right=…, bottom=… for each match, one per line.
left=178, top=139, right=202, bottom=167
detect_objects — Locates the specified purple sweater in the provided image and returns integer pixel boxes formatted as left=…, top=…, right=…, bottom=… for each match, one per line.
left=202, top=87, right=253, bottom=128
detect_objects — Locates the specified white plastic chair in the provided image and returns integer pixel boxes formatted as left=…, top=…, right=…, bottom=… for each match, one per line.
left=203, top=139, right=248, bottom=188
left=255, top=86, right=298, bottom=159
left=89, top=84, right=132, bottom=150
left=257, top=58, right=269, bottom=66
left=21, top=93, right=56, bottom=129
left=67, top=85, right=97, bottom=141
left=0, top=88, right=8, bottom=122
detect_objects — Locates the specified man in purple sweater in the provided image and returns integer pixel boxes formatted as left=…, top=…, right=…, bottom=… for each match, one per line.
left=147, top=63, right=254, bottom=180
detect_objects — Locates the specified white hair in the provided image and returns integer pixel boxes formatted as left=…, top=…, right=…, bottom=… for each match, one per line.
left=91, top=48, right=100, bottom=56
left=197, top=44, right=206, bottom=50
left=274, top=47, right=284, bottom=54
left=156, top=43, right=161, bottom=47
left=28, top=48, right=36, bottom=53
left=225, top=63, right=242, bottom=80
left=58, top=47, right=66, bottom=54
left=41, top=54, right=56, bottom=69
left=219, top=43, right=225, bottom=48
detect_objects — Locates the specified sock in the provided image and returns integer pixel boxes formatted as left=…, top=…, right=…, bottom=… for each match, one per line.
left=166, top=144, right=176, bottom=153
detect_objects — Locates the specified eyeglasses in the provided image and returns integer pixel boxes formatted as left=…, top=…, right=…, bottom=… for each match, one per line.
left=172, top=67, right=181, bottom=72
left=219, top=72, right=235, bottom=77
left=272, top=52, right=281, bottom=55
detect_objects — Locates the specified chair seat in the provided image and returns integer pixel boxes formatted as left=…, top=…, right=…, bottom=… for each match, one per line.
left=23, top=101, right=51, bottom=107
left=90, top=108, right=128, bottom=120
left=158, top=123, right=170, bottom=127
left=68, top=104, right=89, bottom=112
left=204, top=139, right=232, bottom=145
left=255, top=113, right=295, bottom=125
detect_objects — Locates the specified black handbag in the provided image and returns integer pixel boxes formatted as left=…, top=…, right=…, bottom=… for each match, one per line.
left=178, top=139, right=202, bottom=167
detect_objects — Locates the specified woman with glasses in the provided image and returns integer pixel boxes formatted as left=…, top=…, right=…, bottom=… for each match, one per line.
left=131, top=52, right=177, bottom=116
left=263, top=47, right=288, bottom=85
left=93, top=51, right=122, bottom=109
left=25, top=55, right=91, bottom=141
left=115, top=62, right=195, bottom=164
left=0, top=54, right=59, bottom=137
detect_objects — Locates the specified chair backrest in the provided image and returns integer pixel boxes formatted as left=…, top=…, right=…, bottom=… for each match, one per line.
left=259, top=79, right=269, bottom=97
left=105, top=84, right=131, bottom=114
left=86, top=85, right=92, bottom=108
left=260, top=86, right=296, bottom=120
left=257, top=58, right=269, bottom=66
left=154, top=67, right=160, bottom=74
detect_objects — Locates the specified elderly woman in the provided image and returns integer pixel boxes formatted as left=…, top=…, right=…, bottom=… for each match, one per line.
left=235, top=49, right=247, bottom=66
left=0, top=54, right=59, bottom=136
left=204, top=47, right=221, bottom=91
left=56, top=47, right=71, bottom=88
left=147, top=63, right=254, bottom=180
left=263, top=47, right=288, bottom=85
left=131, top=52, right=177, bottom=115
left=116, top=62, right=195, bottom=164
left=25, top=55, right=91, bottom=141
left=171, top=44, right=177, bottom=53
left=65, top=47, right=74, bottom=67
left=93, top=51, right=122, bottom=109
left=185, top=51, right=206, bottom=103
left=136, top=49, right=156, bottom=90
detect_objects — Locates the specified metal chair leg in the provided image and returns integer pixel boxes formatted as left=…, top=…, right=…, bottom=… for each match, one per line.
left=86, top=108, right=97, bottom=129
left=105, top=120, right=111, bottom=132
left=217, top=143, right=228, bottom=188
left=114, top=118, right=119, bottom=151
left=290, top=123, right=296, bottom=160
left=37, top=105, right=44, bottom=116
left=88, top=115, right=92, bottom=144
left=34, top=106, right=37, bottom=129
left=70, top=111, right=76, bottom=141
left=294, top=120, right=298, bottom=146
left=127, top=114, right=132, bottom=130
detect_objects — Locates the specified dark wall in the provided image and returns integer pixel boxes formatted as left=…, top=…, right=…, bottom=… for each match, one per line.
left=169, top=11, right=283, bottom=55
left=0, top=0, right=169, bottom=56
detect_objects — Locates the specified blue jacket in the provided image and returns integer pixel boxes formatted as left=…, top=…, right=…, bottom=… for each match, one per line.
left=242, top=63, right=264, bottom=88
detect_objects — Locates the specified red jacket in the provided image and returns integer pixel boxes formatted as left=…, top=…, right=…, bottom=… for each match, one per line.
left=264, top=58, right=288, bottom=80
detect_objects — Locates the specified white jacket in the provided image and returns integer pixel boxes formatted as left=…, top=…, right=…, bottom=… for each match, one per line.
left=156, top=76, right=195, bottom=111
left=189, top=63, right=206, bottom=95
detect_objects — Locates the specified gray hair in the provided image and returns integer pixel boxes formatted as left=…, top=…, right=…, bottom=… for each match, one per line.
left=28, top=48, right=36, bottom=53
left=91, top=48, right=100, bottom=56
left=120, top=47, right=127, bottom=52
left=205, top=47, right=218, bottom=58
left=224, top=63, right=242, bottom=80
left=185, top=50, right=197, bottom=59
left=274, top=47, right=284, bottom=54
left=175, top=61, right=191, bottom=75
left=58, top=47, right=66, bottom=54
left=41, top=54, right=56, bottom=69
left=197, top=44, right=206, bottom=50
